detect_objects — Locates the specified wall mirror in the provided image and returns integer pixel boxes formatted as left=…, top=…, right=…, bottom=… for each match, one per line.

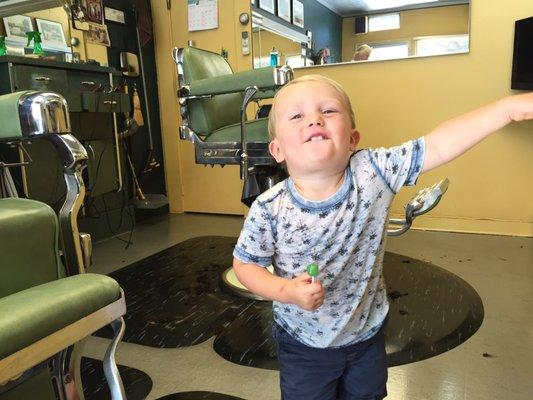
left=252, top=0, right=470, bottom=68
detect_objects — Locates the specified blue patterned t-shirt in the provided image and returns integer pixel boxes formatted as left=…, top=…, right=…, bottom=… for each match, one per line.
left=233, top=138, right=425, bottom=348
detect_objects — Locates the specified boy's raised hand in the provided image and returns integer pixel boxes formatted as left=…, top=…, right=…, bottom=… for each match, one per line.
left=283, top=272, right=325, bottom=311
left=504, top=92, right=533, bottom=122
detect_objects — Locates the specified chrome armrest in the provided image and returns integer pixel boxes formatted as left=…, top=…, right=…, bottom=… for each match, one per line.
left=388, top=178, right=450, bottom=236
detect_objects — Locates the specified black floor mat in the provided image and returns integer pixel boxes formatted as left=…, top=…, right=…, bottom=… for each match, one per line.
left=95, top=235, right=483, bottom=371
left=95, top=236, right=251, bottom=347
left=81, top=357, right=152, bottom=400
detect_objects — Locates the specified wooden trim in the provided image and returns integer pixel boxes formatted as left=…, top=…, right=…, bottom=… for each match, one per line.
left=0, top=296, right=126, bottom=384
left=388, top=213, right=533, bottom=237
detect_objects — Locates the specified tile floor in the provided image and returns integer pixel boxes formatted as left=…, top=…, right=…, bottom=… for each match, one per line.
left=85, top=213, right=532, bottom=400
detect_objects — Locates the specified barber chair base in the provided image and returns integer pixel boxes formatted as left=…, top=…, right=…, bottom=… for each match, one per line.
left=221, top=266, right=273, bottom=300
left=241, top=166, right=287, bottom=207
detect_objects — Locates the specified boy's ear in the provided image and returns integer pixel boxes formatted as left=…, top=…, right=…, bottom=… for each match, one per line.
left=349, top=129, right=361, bottom=151
left=269, top=139, right=285, bottom=163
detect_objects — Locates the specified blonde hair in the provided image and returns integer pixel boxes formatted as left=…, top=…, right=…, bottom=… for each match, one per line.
left=353, top=44, right=372, bottom=60
left=267, top=74, right=356, bottom=141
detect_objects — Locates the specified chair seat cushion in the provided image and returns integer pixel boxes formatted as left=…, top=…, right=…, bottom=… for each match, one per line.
left=0, top=273, right=121, bottom=359
left=205, top=117, right=269, bottom=143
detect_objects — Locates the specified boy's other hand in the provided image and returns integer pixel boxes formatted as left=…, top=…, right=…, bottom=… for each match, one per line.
left=504, top=92, right=533, bottom=122
left=283, top=272, right=325, bottom=311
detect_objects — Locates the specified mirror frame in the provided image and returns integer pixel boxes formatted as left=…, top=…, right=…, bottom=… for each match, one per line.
left=252, top=9, right=308, bottom=44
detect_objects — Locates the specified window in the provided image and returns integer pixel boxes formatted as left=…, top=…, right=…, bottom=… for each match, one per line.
left=368, top=13, right=400, bottom=32
left=416, top=35, right=469, bottom=56
left=368, top=42, right=409, bottom=61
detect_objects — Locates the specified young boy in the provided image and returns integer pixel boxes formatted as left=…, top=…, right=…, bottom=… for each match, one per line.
left=232, top=75, right=533, bottom=400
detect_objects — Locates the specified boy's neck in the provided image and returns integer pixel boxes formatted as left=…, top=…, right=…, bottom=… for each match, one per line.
left=291, top=170, right=346, bottom=201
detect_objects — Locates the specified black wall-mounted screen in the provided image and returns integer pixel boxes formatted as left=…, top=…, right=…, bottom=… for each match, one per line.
left=511, top=16, right=533, bottom=90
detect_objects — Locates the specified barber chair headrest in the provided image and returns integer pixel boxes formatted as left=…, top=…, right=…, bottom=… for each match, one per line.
left=0, top=91, right=70, bottom=141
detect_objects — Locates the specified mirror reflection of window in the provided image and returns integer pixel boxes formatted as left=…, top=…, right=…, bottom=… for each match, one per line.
left=368, top=42, right=409, bottom=61
left=368, top=13, right=400, bottom=32
left=415, top=35, right=469, bottom=56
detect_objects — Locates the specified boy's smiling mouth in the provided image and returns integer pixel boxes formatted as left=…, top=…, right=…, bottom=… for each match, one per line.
left=306, top=132, right=330, bottom=142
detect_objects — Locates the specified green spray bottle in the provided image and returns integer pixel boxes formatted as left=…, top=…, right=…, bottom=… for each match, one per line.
left=26, top=31, right=43, bottom=56
left=0, top=36, right=7, bottom=56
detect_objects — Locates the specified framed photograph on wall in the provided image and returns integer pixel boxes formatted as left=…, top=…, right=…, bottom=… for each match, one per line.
left=258, top=0, right=275, bottom=14
left=104, top=7, right=125, bottom=24
left=3, top=14, right=33, bottom=43
left=292, top=0, right=304, bottom=28
left=86, top=22, right=111, bottom=46
left=82, top=0, right=104, bottom=25
left=277, top=0, right=291, bottom=22
left=71, top=0, right=89, bottom=31
left=35, top=18, right=68, bottom=49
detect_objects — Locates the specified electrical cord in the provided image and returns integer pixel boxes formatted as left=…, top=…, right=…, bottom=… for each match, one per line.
left=101, top=190, right=134, bottom=248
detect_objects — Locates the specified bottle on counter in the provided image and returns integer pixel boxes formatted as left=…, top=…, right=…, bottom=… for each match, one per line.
left=0, top=36, right=7, bottom=56
left=26, top=31, right=44, bottom=56
left=270, top=47, right=279, bottom=67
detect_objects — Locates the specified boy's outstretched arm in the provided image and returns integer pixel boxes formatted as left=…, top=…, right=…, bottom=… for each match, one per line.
left=233, top=258, right=324, bottom=311
left=422, top=92, right=533, bottom=173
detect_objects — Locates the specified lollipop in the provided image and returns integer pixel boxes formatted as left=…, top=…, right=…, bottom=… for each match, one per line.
left=306, top=263, right=319, bottom=283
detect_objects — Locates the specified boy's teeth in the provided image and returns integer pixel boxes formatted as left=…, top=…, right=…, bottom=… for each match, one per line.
left=310, top=135, right=324, bottom=141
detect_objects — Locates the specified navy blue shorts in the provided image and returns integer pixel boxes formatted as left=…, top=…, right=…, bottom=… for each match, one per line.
left=272, top=323, right=388, bottom=400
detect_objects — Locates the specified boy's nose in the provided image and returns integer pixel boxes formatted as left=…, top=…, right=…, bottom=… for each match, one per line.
left=308, top=117, right=324, bottom=127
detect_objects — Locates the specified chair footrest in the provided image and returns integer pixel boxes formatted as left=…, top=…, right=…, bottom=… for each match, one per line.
left=194, top=140, right=275, bottom=166
left=0, top=273, right=121, bottom=359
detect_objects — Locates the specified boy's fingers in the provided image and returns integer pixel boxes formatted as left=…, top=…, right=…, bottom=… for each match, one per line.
left=303, top=281, right=323, bottom=295
left=295, top=272, right=311, bottom=282
left=312, top=298, right=324, bottom=309
left=311, top=291, right=324, bottom=300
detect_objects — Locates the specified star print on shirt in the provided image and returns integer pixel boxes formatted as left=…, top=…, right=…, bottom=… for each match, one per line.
left=233, top=138, right=426, bottom=348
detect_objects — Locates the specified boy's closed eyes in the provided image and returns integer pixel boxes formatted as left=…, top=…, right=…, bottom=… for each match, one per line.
left=285, top=103, right=343, bottom=122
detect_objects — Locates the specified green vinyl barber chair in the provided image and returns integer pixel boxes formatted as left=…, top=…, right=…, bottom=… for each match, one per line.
left=0, top=91, right=126, bottom=399
left=0, top=90, right=89, bottom=276
left=172, top=46, right=293, bottom=206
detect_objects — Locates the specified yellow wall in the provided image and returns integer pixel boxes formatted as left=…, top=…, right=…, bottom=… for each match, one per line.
left=153, top=0, right=533, bottom=236
left=342, top=5, right=469, bottom=61
left=152, top=0, right=252, bottom=215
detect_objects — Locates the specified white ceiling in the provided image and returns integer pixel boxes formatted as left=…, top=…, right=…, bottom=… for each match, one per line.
left=314, top=0, right=469, bottom=17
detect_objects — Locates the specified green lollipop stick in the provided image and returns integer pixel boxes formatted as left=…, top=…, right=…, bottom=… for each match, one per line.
left=306, top=263, right=319, bottom=283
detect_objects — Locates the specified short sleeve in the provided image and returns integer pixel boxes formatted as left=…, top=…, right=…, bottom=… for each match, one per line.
left=233, top=200, right=275, bottom=267
left=366, top=137, right=425, bottom=193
